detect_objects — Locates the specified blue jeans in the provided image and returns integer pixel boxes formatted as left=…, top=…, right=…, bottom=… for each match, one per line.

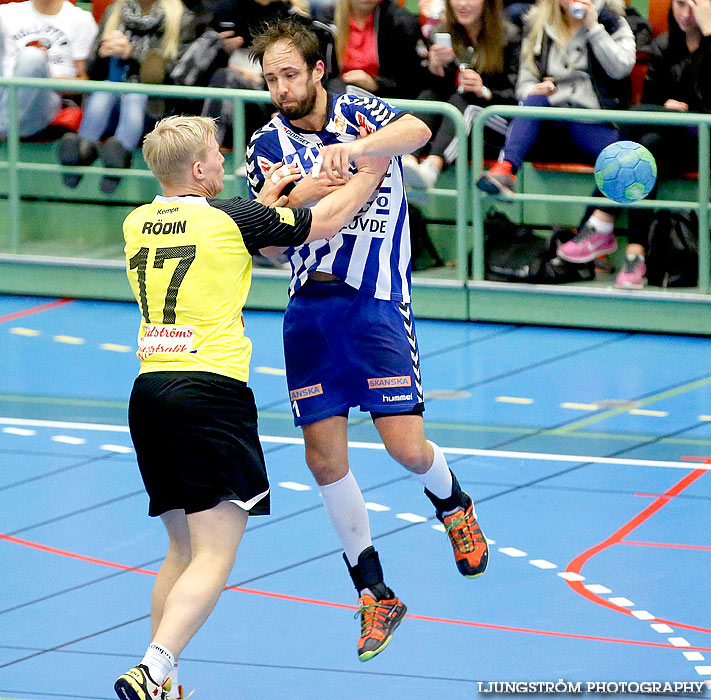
left=502, top=94, right=619, bottom=172
left=0, top=42, right=61, bottom=138
left=78, top=90, right=148, bottom=150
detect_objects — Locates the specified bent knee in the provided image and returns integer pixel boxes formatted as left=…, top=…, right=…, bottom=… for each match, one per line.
left=14, top=47, right=50, bottom=78
left=305, top=450, right=347, bottom=486
left=386, top=444, right=431, bottom=472
left=523, top=94, right=550, bottom=108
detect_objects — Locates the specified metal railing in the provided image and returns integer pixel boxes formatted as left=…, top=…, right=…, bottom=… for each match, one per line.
left=471, top=105, right=711, bottom=293
left=0, top=76, right=470, bottom=278
left=3, top=76, right=709, bottom=296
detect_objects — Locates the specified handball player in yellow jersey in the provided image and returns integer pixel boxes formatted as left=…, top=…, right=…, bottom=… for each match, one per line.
left=114, top=115, right=389, bottom=700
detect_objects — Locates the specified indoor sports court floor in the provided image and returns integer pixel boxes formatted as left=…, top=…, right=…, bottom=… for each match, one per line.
left=1, top=294, right=710, bottom=700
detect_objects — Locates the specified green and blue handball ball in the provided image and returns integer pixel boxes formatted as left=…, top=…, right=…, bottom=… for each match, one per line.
left=594, top=140, right=657, bottom=203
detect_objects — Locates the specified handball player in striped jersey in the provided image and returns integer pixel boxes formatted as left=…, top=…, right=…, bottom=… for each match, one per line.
left=247, top=19, right=489, bottom=663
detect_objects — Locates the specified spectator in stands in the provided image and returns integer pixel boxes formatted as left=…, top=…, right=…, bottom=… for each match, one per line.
left=200, top=0, right=315, bottom=146
left=615, top=0, right=711, bottom=289
left=0, top=0, right=97, bottom=138
left=477, top=0, right=635, bottom=265
left=316, top=0, right=425, bottom=99
left=402, top=0, right=520, bottom=188
left=56, top=0, right=195, bottom=193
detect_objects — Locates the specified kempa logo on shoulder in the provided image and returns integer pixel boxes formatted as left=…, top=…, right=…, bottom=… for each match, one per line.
left=289, top=384, right=323, bottom=400
left=368, top=376, right=411, bottom=389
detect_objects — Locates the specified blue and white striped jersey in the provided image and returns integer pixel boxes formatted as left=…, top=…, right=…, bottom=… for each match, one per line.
left=246, top=92, right=413, bottom=302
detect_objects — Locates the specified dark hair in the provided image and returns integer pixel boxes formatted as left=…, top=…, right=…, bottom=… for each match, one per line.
left=666, top=6, right=686, bottom=56
left=250, top=18, right=323, bottom=70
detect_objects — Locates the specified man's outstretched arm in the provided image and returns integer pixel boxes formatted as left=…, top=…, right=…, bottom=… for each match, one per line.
left=319, top=114, right=431, bottom=182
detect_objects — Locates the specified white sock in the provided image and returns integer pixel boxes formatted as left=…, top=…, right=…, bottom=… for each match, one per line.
left=320, top=470, right=372, bottom=567
left=140, top=642, right=175, bottom=686
left=587, top=214, right=614, bottom=235
left=414, top=441, right=453, bottom=499
left=168, top=663, right=179, bottom=696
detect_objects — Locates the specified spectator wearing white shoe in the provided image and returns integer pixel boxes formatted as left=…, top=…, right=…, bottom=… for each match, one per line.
left=402, top=0, right=520, bottom=189
left=476, top=0, right=636, bottom=266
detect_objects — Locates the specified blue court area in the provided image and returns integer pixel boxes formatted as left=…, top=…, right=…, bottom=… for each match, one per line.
left=1, top=294, right=710, bottom=699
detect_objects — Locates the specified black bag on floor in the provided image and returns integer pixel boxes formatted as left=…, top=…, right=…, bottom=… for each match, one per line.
left=482, top=213, right=595, bottom=283
left=410, top=204, right=444, bottom=271
left=646, top=210, right=699, bottom=287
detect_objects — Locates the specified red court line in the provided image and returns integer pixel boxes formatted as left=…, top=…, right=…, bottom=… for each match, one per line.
left=621, top=540, right=711, bottom=552
left=0, top=298, right=73, bottom=324
left=0, top=532, right=157, bottom=576
left=5, top=531, right=710, bottom=652
left=565, top=468, right=710, bottom=634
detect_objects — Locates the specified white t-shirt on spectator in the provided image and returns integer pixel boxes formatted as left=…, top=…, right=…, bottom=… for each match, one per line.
left=0, top=0, right=98, bottom=78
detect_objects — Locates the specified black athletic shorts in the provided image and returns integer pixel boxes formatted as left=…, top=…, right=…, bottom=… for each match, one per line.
left=128, top=371, right=269, bottom=517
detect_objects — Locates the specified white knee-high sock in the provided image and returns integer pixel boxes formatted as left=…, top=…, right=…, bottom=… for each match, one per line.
left=140, top=642, right=175, bottom=686
left=320, top=470, right=372, bottom=567
left=413, top=440, right=453, bottom=498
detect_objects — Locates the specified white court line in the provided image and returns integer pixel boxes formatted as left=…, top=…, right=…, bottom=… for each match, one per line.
left=0, top=417, right=130, bottom=432
left=0, top=417, right=708, bottom=471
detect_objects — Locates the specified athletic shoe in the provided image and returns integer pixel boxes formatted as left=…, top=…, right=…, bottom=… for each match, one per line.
left=557, top=224, right=617, bottom=263
left=615, top=254, right=646, bottom=289
left=167, top=684, right=194, bottom=700
left=57, top=133, right=97, bottom=188
left=402, top=155, right=440, bottom=189
left=114, top=664, right=171, bottom=700
left=100, top=137, right=132, bottom=195
left=355, top=592, right=407, bottom=662
left=442, top=498, right=489, bottom=578
left=476, top=161, right=516, bottom=196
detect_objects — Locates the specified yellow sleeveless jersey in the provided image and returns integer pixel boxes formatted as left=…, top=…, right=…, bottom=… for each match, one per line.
left=123, top=194, right=311, bottom=383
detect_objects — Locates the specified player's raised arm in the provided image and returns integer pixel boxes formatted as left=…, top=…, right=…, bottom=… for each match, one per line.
left=217, top=154, right=390, bottom=254
left=318, top=114, right=432, bottom=183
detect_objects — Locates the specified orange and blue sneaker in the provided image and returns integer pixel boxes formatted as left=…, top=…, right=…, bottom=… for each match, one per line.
left=114, top=664, right=171, bottom=700
left=426, top=472, right=489, bottom=578
left=345, top=546, right=407, bottom=661
left=356, top=590, right=407, bottom=662
left=441, top=496, right=489, bottom=578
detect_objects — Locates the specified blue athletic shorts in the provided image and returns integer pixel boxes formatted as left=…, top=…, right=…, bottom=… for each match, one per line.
left=283, top=280, right=425, bottom=427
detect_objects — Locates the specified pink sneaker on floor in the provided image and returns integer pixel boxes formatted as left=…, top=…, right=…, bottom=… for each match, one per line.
left=615, top=255, right=646, bottom=289
left=557, top=224, right=618, bottom=263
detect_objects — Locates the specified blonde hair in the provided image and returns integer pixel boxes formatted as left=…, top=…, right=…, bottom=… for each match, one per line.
left=289, top=0, right=311, bottom=17
left=143, top=116, right=217, bottom=185
left=334, top=0, right=357, bottom=63
left=522, top=0, right=625, bottom=76
left=103, top=0, right=185, bottom=61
